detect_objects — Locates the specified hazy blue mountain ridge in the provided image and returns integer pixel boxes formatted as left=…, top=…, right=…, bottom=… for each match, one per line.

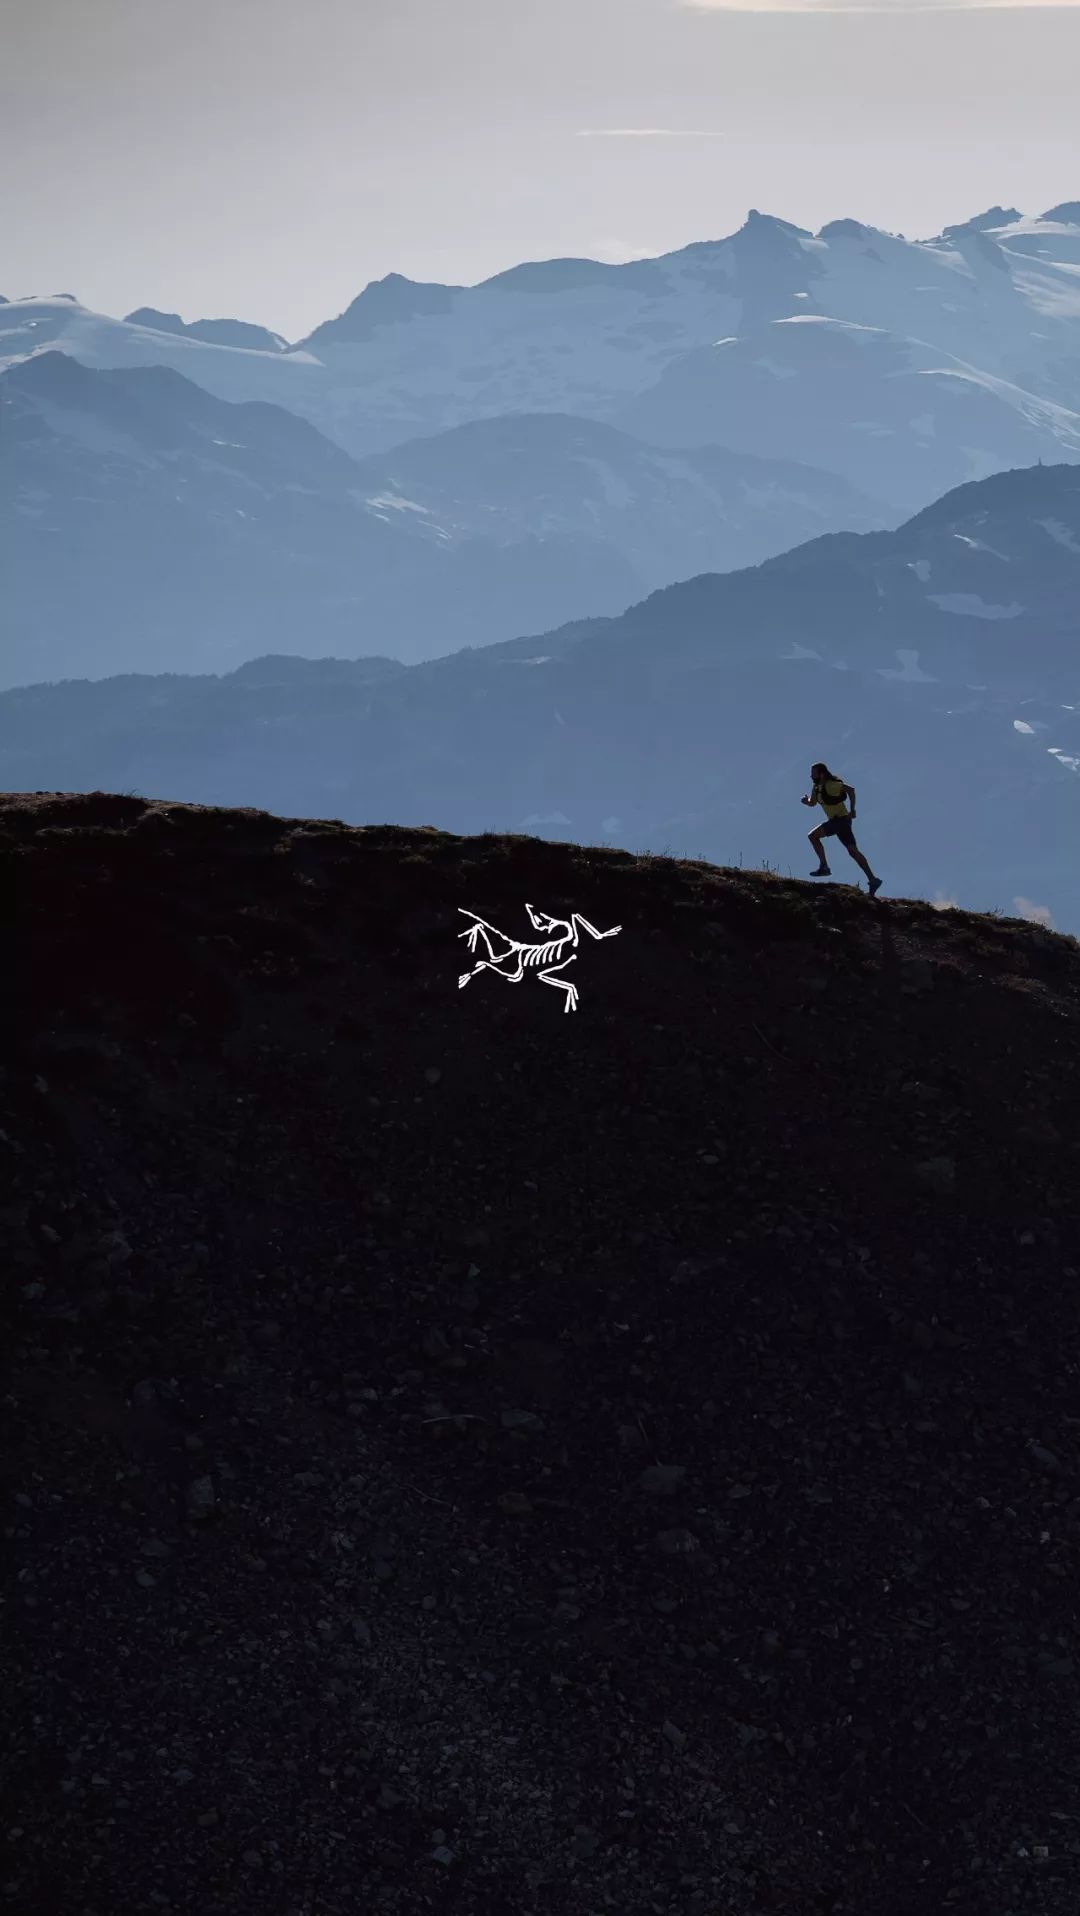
left=0, top=352, right=890, bottom=685
left=4, top=461, right=1076, bottom=929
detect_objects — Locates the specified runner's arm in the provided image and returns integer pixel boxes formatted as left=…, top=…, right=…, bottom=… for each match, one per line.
left=846, top=784, right=857, bottom=817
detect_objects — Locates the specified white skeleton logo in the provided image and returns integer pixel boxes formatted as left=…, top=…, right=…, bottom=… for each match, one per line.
left=457, top=902, right=622, bottom=1014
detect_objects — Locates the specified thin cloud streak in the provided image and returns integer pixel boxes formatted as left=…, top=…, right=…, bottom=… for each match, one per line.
left=683, top=0, right=1080, bottom=10
left=577, top=127, right=731, bottom=138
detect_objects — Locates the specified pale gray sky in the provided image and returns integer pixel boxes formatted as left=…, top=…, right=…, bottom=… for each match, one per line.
left=4, top=0, right=1079, bottom=339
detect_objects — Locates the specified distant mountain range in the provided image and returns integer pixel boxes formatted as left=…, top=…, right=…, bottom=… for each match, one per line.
left=4, top=204, right=1080, bottom=471
left=4, top=204, right=1080, bottom=932
left=4, top=461, right=1077, bottom=930
left=0, top=350, right=888, bottom=685
left=614, top=315, right=1080, bottom=511
left=4, top=202, right=1080, bottom=685
left=123, top=308, right=289, bottom=354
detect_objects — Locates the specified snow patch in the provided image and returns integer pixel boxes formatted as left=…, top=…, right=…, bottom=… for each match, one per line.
left=1039, top=517, right=1080, bottom=555
left=878, top=649, right=936, bottom=683
left=953, top=532, right=1009, bottom=559
left=750, top=357, right=798, bottom=380
left=909, top=559, right=931, bottom=582
left=364, top=493, right=430, bottom=515
left=929, top=593, right=1023, bottom=619
left=773, top=315, right=879, bottom=332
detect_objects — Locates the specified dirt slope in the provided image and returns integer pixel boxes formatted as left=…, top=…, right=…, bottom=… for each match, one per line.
left=3, top=791, right=1080, bottom=1916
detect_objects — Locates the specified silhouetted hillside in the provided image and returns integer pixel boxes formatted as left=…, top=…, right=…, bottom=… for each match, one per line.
left=4, top=461, right=1078, bottom=929
left=4, top=791, right=1080, bottom=1914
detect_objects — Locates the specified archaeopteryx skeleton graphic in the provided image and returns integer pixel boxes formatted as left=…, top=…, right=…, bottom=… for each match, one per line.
left=457, top=903, right=622, bottom=1013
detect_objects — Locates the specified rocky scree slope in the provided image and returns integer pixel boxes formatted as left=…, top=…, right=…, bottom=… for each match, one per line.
left=3, top=791, right=1080, bottom=1916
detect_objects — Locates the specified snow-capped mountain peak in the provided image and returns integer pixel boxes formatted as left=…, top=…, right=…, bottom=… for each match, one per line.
left=4, top=201, right=1080, bottom=475
left=299, top=273, right=462, bottom=352
left=123, top=308, right=288, bottom=353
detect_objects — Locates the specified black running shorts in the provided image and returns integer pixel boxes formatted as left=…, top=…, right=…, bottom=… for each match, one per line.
left=820, top=815, right=856, bottom=847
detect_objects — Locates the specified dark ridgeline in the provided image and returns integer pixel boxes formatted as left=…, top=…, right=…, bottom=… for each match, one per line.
left=4, top=461, right=1078, bottom=933
left=4, top=790, right=1080, bottom=1913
